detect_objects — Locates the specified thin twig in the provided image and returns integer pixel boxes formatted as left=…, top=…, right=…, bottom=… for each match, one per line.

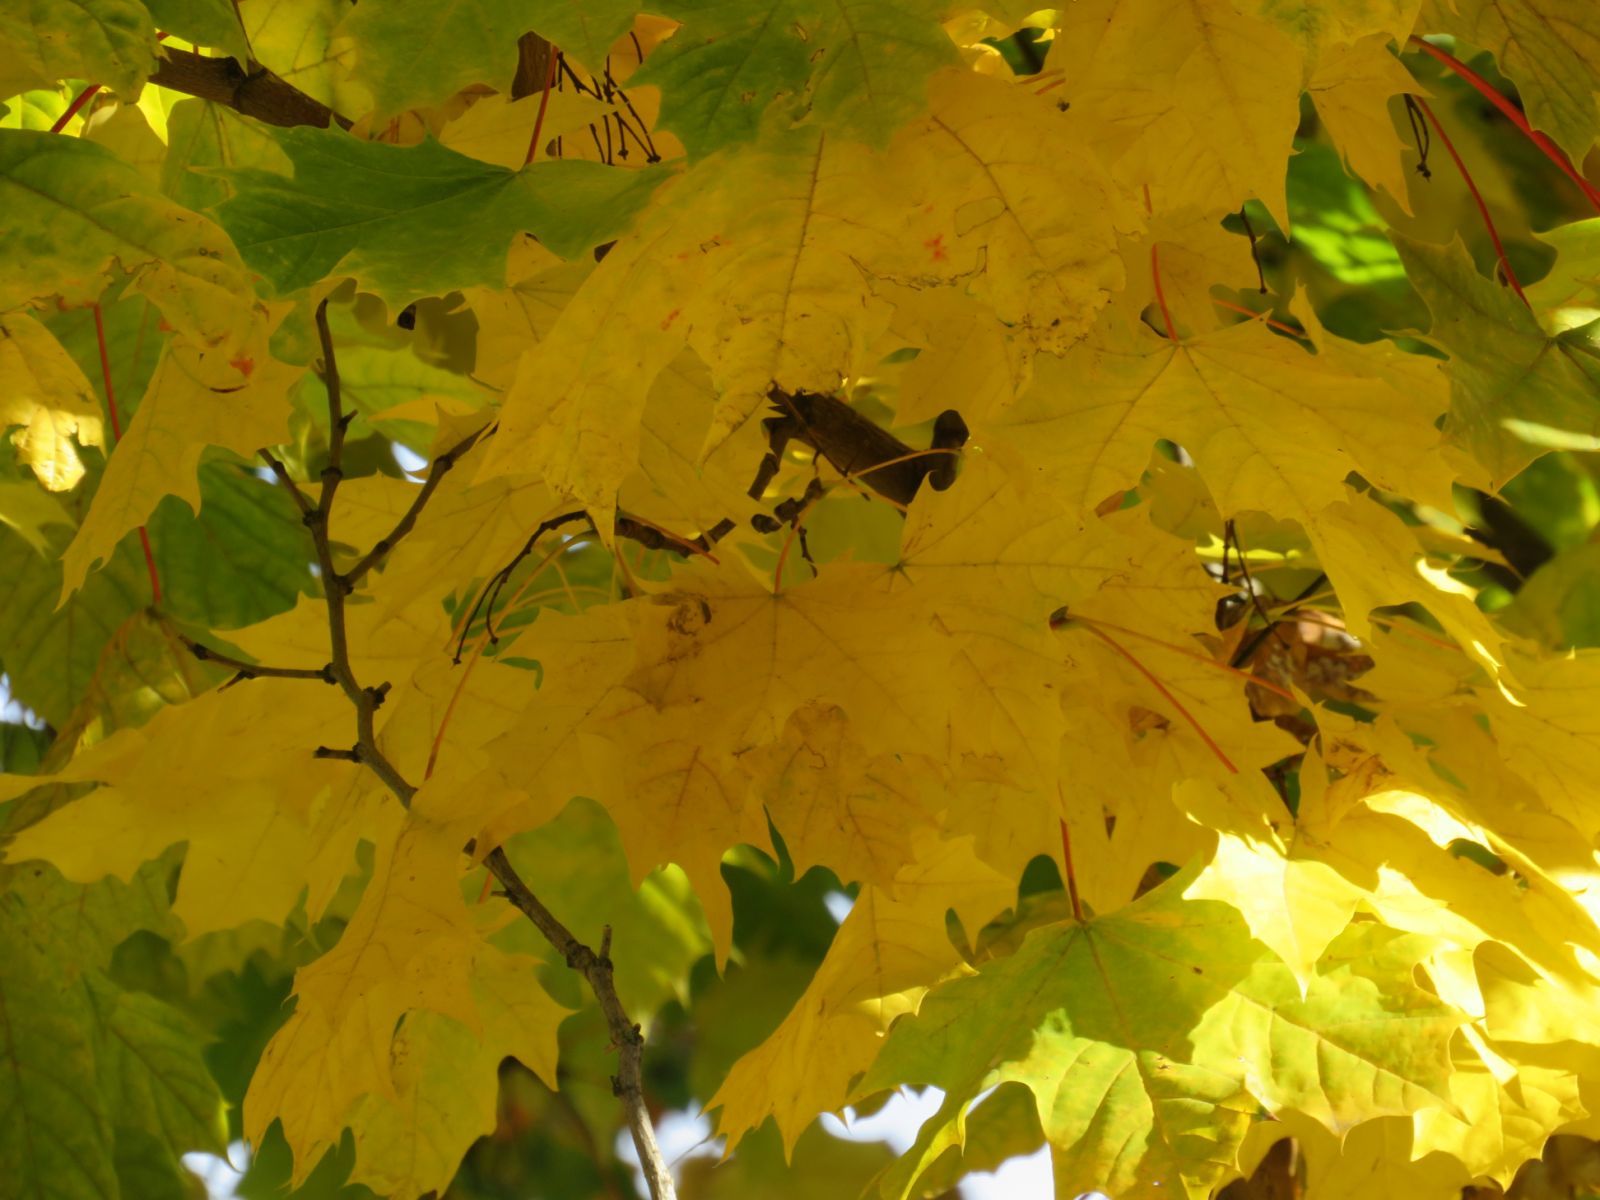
left=314, top=299, right=349, bottom=520
left=486, top=848, right=678, bottom=1200
left=179, top=635, right=336, bottom=684
left=277, top=317, right=677, bottom=1200
left=341, top=422, right=494, bottom=588
left=258, top=449, right=315, bottom=519
left=1230, top=572, right=1328, bottom=669
left=1226, top=519, right=1293, bottom=655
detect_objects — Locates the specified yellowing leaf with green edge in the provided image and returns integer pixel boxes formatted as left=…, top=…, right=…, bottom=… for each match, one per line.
left=1411, top=1052, right=1584, bottom=1184
left=0, top=537, right=177, bottom=736
left=1051, top=0, right=1302, bottom=228
left=1, top=678, right=356, bottom=934
left=684, top=1119, right=895, bottom=1200
left=0, top=130, right=265, bottom=376
left=341, top=948, right=566, bottom=1200
left=332, top=0, right=536, bottom=121
left=1308, top=34, right=1423, bottom=210
left=1530, top=212, right=1600, bottom=315
left=872, top=1082, right=1044, bottom=1200
left=1394, top=231, right=1600, bottom=487
left=871, top=880, right=1463, bottom=1199
left=439, top=91, right=615, bottom=169
left=244, top=806, right=481, bottom=1185
left=710, top=834, right=1014, bottom=1154
left=142, top=0, right=250, bottom=60
left=741, top=702, right=941, bottom=890
left=993, top=307, right=1453, bottom=526
left=520, top=1, right=637, bottom=73
left=1182, top=791, right=1367, bottom=991
left=30, top=609, right=210, bottom=765
left=0, top=311, right=104, bottom=492
left=0, top=0, right=157, bottom=100
left=1427, top=0, right=1600, bottom=164
left=0, top=920, right=118, bottom=1200
left=858, top=872, right=1264, bottom=1200
left=61, top=346, right=301, bottom=597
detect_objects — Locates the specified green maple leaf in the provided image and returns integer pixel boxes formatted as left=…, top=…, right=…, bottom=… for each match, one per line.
left=862, top=873, right=1462, bottom=1199
left=633, top=0, right=958, bottom=155
left=335, top=0, right=537, bottom=120
left=215, top=127, right=672, bottom=306
left=1394, top=232, right=1600, bottom=487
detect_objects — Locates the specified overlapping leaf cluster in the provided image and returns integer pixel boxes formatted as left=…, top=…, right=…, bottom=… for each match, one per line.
left=5, top=1, right=1600, bottom=1197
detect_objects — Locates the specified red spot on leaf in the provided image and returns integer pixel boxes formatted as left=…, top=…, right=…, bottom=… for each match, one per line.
left=230, top=354, right=255, bottom=378
left=924, top=233, right=948, bottom=263
left=660, top=309, right=681, bottom=330
left=157, top=318, right=175, bottom=333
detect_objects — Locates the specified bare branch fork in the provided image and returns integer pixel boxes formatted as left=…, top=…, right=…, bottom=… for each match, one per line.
left=238, top=298, right=678, bottom=1200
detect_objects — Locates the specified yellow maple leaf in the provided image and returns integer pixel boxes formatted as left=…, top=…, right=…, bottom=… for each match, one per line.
left=710, top=834, right=1013, bottom=1154
left=624, top=559, right=948, bottom=756
left=341, top=947, right=566, bottom=1198
left=1308, top=34, right=1428, bottom=210
left=439, top=91, right=615, bottom=169
left=60, top=344, right=302, bottom=597
left=0, top=312, right=105, bottom=492
left=3, top=679, right=356, bottom=934
left=245, top=807, right=482, bottom=1184
left=1052, top=0, right=1304, bottom=227
left=997, top=303, right=1454, bottom=523
left=739, top=701, right=940, bottom=890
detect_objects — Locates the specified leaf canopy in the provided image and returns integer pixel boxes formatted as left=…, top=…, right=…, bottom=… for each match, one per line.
left=4, top=3, right=1600, bottom=1200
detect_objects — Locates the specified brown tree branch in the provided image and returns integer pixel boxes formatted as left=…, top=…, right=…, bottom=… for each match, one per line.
left=149, top=47, right=353, bottom=129
left=178, top=634, right=336, bottom=685
left=270, top=303, right=678, bottom=1200
left=258, top=449, right=314, bottom=518
left=342, top=422, right=495, bottom=588
left=485, top=849, right=677, bottom=1200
